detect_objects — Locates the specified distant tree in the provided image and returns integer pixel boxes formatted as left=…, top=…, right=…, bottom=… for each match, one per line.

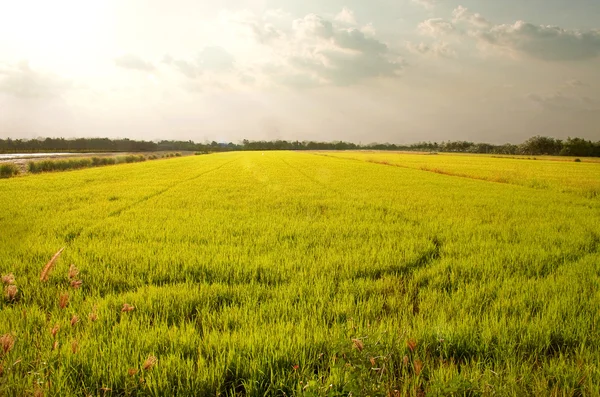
left=519, top=136, right=563, bottom=155
left=560, top=137, right=595, bottom=157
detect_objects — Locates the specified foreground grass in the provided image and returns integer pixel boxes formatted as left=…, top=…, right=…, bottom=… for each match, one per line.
left=1, top=152, right=599, bottom=396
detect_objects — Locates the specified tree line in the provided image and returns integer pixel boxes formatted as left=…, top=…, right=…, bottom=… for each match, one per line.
left=1, top=135, right=599, bottom=157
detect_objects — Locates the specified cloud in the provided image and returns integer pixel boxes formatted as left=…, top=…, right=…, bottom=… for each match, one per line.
left=451, top=6, right=490, bottom=28
left=114, top=54, right=155, bottom=71
left=406, top=41, right=456, bottom=58
left=335, top=7, right=357, bottom=25
left=420, top=6, right=600, bottom=61
left=418, top=18, right=455, bottom=37
left=258, top=12, right=403, bottom=86
left=478, top=22, right=600, bottom=61
left=0, top=61, right=71, bottom=98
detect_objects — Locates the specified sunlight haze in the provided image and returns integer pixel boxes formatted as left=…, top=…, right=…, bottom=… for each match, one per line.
left=1, top=0, right=599, bottom=143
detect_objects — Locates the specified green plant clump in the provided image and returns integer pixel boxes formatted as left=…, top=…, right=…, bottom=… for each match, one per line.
left=0, top=163, right=19, bottom=179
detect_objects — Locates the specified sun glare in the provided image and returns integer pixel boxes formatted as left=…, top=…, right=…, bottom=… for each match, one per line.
left=0, top=1, right=111, bottom=71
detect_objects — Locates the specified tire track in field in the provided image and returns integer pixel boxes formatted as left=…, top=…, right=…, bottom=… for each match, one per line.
left=278, top=154, right=346, bottom=196
left=279, top=152, right=442, bottom=315
left=278, top=152, right=421, bottom=226
left=64, top=156, right=240, bottom=245
left=107, top=157, right=239, bottom=217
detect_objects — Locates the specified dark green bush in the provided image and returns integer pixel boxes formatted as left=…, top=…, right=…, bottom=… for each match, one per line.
left=28, top=158, right=93, bottom=173
left=115, top=155, right=146, bottom=164
left=0, top=163, right=19, bottom=178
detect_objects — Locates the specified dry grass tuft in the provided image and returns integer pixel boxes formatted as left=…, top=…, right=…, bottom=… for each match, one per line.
left=4, top=285, right=18, bottom=301
left=70, top=315, right=79, bottom=327
left=1, top=334, right=15, bottom=355
left=407, top=339, right=417, bottom=353
left=88, top=305, right=99, bottom=322
left=143, top=355, right=157, bottom=371
left=71, top=340, right=79, bottom=354
left=40, top=247, right=65, bottom=282
left=59, top=293, right=69, bottom=309
left=52, top=340, right=59, bottom=351
left=68, top=264, right=79, bottom=280
left=121, top=303, right=135, bottom=313
left=70, top=280, right=83, bottom=289
left=414, top=359, right=423, bottom=376
left=51, top=324, right=60, bottom=338
left=352, top=338, right=364, bottom=352
left=1, top=273, right=15, bottom=285
left=128, top=368, right=139, bottom=377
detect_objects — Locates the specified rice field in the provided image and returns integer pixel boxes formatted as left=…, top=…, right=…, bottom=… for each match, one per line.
left=1, top=151, right=599, bottom=396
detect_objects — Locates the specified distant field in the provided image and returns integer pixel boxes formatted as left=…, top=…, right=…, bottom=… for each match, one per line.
left=320, top=151, right=600, bottom=198
left=1, top=152, right=599, bottom=396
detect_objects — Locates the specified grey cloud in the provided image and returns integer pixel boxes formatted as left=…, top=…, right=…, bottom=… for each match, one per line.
left=114, top=54, right=155, bottom=71
left=479, top=21, right=600, bottom=61
left=335, top=28, right=387, bottom=53
left=422, top=6, right=600, bottom=61
left=0, top=61, right=71, bottom=98
left=263, top=13, right=402, bottom=87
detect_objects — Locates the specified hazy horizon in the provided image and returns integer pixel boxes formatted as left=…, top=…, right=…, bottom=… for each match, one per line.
left=1, top=0, right=599, bottom=144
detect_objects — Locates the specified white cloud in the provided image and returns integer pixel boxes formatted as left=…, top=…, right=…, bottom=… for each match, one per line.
left=406, top=41, right=456, bottom=58
left=452, top=6, right=490, bottom=28
left=418, top=18, right=455, bottom=37
left=335, top=7, right=357, bottom=25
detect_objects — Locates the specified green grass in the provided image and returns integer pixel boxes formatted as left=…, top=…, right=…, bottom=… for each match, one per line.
left=1, top=151, right=599, bottom=396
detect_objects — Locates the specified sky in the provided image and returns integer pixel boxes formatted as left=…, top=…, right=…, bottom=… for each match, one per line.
left=0, top=0, right=599, bottom=144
